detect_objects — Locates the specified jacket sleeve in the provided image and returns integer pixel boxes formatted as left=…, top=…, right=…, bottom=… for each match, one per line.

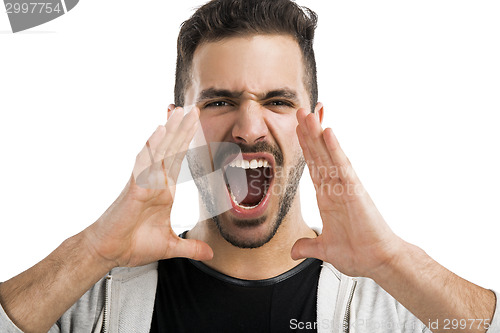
left=55, top=277, right=106, bottom=333
left=1, top=293, right=62, bottom=333
left=0, top=298, right=25, bottom=333
left=0, top=277, right=105, bottom=333
left=351, top=277, right=431, bottom=333
left=352, top=278, right=500, bottom=333
left=486, top=289, right=500, bottom=332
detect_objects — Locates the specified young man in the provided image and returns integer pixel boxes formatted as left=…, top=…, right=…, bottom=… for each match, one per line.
left=0, top=0, right=498, bottom=332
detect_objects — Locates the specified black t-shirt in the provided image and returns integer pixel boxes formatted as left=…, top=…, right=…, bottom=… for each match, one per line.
left=150, top=237, right=321, bottom=332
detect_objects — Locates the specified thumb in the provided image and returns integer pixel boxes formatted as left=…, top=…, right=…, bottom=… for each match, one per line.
left=291, top=237, right=322, bottom=261
left=168, top=238, right=214, bottom=261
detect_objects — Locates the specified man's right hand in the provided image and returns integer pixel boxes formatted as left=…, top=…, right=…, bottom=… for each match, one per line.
left=84, top=105, right=213, bottom=269
left=0, top=105, right=212, bottom=333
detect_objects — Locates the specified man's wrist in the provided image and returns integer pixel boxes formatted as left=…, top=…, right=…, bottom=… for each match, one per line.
left=368, top=238, right=425, bottom=284
left=78, top=228, right=118, bottom=273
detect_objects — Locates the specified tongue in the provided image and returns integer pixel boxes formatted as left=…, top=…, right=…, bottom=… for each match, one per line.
left=225, top=167, right=267, bottom=206
left=240, top=169, right=267, bottom=206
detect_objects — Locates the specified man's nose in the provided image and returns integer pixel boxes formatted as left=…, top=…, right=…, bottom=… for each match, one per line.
left=231, top=103, right=268, bottom=145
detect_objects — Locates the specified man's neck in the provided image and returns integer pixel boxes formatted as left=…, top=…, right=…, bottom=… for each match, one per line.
left=186, top=195, right=317, bottom=280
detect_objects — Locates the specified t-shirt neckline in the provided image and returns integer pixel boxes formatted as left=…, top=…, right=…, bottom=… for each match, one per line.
left=181, top=230, right=320, bottom=287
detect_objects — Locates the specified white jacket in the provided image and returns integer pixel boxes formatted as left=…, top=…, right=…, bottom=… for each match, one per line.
left=1, top=261, right=499, bottom=332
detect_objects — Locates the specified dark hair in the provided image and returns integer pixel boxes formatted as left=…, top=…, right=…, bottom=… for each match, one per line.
left=175, top=0, right=318, bottom=111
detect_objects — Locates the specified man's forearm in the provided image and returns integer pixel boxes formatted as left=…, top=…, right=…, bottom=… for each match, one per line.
left=0, top=230, right=115, bottom=333
left=372, top=240, right=496, bottom=333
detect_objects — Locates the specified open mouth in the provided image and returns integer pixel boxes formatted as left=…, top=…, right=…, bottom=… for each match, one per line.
left=223, top=153, right=275, bottom=214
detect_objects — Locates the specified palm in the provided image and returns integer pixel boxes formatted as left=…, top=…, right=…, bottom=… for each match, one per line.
left=85, top=107, right=213, bottom=268
left=316, top=187, right=394, bottom=276
left=292, top=108, right=401, bottom=278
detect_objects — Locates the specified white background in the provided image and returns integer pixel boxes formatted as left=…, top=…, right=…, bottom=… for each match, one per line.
left=1, top=1, right=499, bottom=293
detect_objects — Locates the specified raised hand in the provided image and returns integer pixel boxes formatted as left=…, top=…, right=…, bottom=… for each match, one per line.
left=83, top=106, right=213, bottom=268
left=291, top=108, right=403, bottom=278
left=0, top=106, right=215, bottom=333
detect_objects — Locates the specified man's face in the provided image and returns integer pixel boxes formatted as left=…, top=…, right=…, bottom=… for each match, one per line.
left=185, top=35, right=313, bottom=248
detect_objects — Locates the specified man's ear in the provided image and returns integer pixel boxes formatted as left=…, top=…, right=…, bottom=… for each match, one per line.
left=314, top=102, right=324, bottom=124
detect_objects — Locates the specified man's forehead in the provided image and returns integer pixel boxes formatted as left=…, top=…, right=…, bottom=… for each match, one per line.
left=193, top=34, right=302, bottom=61
left=188, top=34, right=307, bottom=99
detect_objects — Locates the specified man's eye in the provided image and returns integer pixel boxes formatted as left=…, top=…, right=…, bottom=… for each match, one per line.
left=205, top=101, right=231, bottom=108
left=267, top=100, right=293, bottom=107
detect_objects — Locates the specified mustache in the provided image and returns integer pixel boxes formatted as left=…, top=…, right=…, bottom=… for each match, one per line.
left=214, top=141, right=284, bottom=169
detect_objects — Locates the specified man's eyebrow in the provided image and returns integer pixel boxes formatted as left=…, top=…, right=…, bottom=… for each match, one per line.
left=263, top=89, right=299, bottom=101
left=196, top=88, right=300, bottom=103
left=196, top=88, right=243, bottom=103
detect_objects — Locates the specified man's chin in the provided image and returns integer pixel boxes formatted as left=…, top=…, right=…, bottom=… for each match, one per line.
left=213, top=213, right=279, bottom=249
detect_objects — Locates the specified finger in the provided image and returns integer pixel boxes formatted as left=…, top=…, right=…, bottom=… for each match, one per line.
left=296, top=124, right=313, bottom=168
left=168, top=113, right=201, bottom=182
left=322, top=128, right=361, bottom=186
left=133, top=125, right=167, bottom=184
left=162, top=107, right=200, bottom=159
left=323, top=128, right=350, bottom=168
left=296, top=108, right=318, bottom=164
left=325, top=129, right=366, bottom=195
left=167, top=104, right=177, bottom=120
left=296, top=125, right=321, bottom=185
left=168, top=237, right=214, bottom=261
left=296, top=107, right=308, bottom=124
left=297, top=109, right=326, bottom=165
left=296, top=108, right=310, bottom=139
left=297, top=108, right=328, bottom=184
left=143, top=108, right=199, bottom=189
left=305, top=113, right=333, bottom=166
left=154, top=107, right=184, bottom=161
left=301, top=113, right=335, bottom=180
left=291, top=237, right=323, bottom=261
left=162, top=107, right=200, bottom=175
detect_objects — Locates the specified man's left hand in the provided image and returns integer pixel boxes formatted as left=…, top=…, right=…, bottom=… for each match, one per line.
left=291, top=108, right=404, bottom=278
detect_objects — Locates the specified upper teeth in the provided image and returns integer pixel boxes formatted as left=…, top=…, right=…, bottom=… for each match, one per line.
left=228, top=158, right=269, bottom=169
